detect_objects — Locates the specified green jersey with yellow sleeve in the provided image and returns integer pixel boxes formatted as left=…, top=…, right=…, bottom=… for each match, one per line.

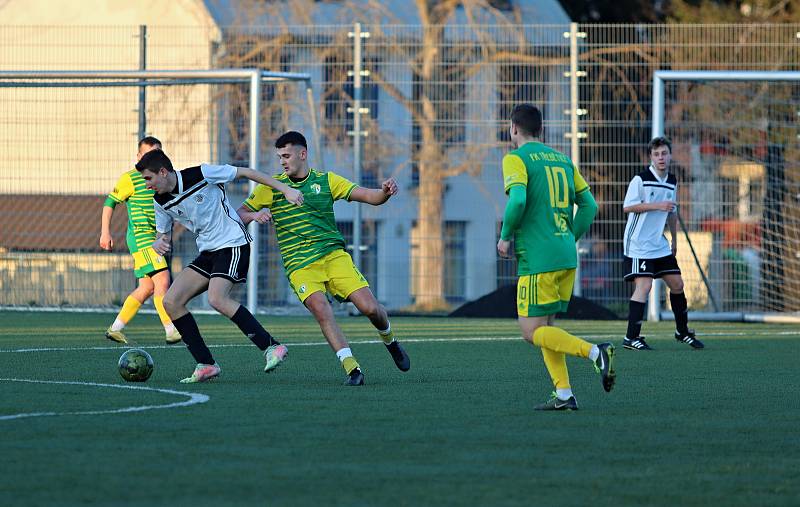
left=502, top=141, right=590, bottom=275
left=103, top=169, right=157, bottom=253
left=242, top=169, right=357, bottom=275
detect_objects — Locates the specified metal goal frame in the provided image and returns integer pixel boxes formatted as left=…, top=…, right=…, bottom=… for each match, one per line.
left=650, top=70, right=800, bottom=323
left=0, top=69, right=323, bottom=314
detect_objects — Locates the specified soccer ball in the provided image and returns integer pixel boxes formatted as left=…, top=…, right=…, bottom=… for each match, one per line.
left=118, top=348, right=154, bottom=382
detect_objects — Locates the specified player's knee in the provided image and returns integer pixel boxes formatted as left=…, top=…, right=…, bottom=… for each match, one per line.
left=358, top=299, right=381, bottom=319
left=670, top=280, right=685, bottom=293
left=207, top=292, right=231, bottom=313
left=636, top=278, right=653, bottom=294
left=305, top=297, right=332, bottom=321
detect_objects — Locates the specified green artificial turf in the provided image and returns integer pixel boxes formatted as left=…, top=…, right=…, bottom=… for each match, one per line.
left=1, top=312, right=799, bottom=506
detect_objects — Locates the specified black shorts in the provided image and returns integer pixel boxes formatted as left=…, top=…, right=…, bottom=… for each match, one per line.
left=623, top=254, right=681, bottom=281
left=188, top=244, right=250, bottom=283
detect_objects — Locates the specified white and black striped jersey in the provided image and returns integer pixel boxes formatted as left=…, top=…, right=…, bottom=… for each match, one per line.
left=154, top=164, right=251, bottom=252
left=623, top=166, right=676, bottom=259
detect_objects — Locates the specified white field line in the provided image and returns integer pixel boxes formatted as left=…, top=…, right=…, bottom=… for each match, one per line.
left=1, top=329, right=799, bottom=354
left=0, top=378, right=209, bottom=421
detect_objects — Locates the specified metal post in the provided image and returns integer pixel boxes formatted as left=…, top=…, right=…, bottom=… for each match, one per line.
left=305, top=80, right=325, bottom=171
left=350, top=22, right=364, bottom=269
left=247, top=71, right=261, bottom=314
left=648, top=73, right=665, bottom=322
left=137, top=25, right=147, bottom=140
left=565, top=23, right=586, bottom=297
left=569, top=22, right=582, bottom=296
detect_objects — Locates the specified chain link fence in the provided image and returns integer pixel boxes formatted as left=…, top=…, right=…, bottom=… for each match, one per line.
left=1, top=22, right=798, bottom=316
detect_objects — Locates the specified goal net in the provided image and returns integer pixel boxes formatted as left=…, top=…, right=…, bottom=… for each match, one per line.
left=0, top=69, right=321, bottom=313
left=651, top=71, right=800, bottom=322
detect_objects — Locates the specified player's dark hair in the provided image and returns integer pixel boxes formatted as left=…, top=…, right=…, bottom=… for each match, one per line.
left=135, top=149, right=174, bottom=173
left=648, top=136, right=672, bottom=154
left=510, top=104, right=542, bottom=138
left=138, top=136, right=162, bottom=149
left=275, top=131, right=307, bottom=149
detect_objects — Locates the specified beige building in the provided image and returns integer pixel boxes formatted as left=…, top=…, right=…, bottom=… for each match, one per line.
left=0, top=0, right=221, bottom=195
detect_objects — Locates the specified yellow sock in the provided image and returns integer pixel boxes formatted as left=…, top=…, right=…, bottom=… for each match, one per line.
left=117, top=296, right=142, bottom=325
left=341, top=356, right=360, bottom=375
left=153, top=296, right=172, bottom=325
left=532, top=326, right=592, bottom=359
left=378, top=327, right=393, bottom=345
left=540, top=348, right=570, bottom=390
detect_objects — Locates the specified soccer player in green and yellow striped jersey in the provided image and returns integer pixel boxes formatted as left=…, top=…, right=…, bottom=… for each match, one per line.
left=99, top=137, right=179, bottom=345
left=497, top=105, right=614, bottom=410
left=238, top=131, right=410, bottom=386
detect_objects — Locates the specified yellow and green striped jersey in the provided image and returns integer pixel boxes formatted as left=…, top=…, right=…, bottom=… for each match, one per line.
left=243, top=169, right=357, bottom=275
left=502, top=141, right=590, bottom=275
left=104, top=169, right=157, bottom=253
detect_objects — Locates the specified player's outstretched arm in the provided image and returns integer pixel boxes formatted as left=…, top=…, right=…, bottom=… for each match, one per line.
left=349, top=177, right=398, bottom=205
left=623, top=201, right=676, bottom=214
left=235, top=167, right=304, bottom=206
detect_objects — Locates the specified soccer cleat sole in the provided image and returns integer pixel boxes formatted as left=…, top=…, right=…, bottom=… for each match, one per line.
left=534, top=396, right=579, bottom=411
left=105, top=331, right=128, bottom=345
left=180, top=375, right=219, bottom=384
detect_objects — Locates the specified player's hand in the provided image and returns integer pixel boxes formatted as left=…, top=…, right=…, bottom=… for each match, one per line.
left=381, top=178, right=398, bottom=197
left=99, top=232, right=113, bottom=251
left=654, top=201, right=677, bottom=212
left=253, top=209, right=273, bottom=224
left=152, top=237, right=171, bottom=256
left=283, top=188, right=304, bottom=206
left=497, top=239, right=511, bottom=258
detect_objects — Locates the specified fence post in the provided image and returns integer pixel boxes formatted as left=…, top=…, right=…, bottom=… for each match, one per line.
left=247, top=71, right=261, bottom=314
left=348, top=23, right=370, bottom=270
left=137, top=25, right=147, bottom=140
left=565, top=22, right=587, bottom=296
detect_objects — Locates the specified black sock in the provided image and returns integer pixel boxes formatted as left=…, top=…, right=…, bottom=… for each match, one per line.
left=626, top=300, right=646, bottom=340
left=230, top=305, right=277, bottom=350
left=670, top=291, right=690, bottom=335
left=172, top=313, right=214, bottom=365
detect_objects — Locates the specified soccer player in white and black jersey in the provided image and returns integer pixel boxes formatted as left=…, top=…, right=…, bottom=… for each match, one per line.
left=135, top=149, right=304, bottom=383
left=622, top=137, right=704, bottom=350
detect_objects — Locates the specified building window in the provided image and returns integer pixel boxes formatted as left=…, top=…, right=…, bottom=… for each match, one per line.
left=497, top=64, right=547, bottom=142
left=488, top=0, right=513, bottom=10
left=220, top=37, right=292, bottom=166
left=444, top=221, right=467, bottom=303
left=411, top=50, right=466, bottom=186
left=323, top=55, right=380, bottom=145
